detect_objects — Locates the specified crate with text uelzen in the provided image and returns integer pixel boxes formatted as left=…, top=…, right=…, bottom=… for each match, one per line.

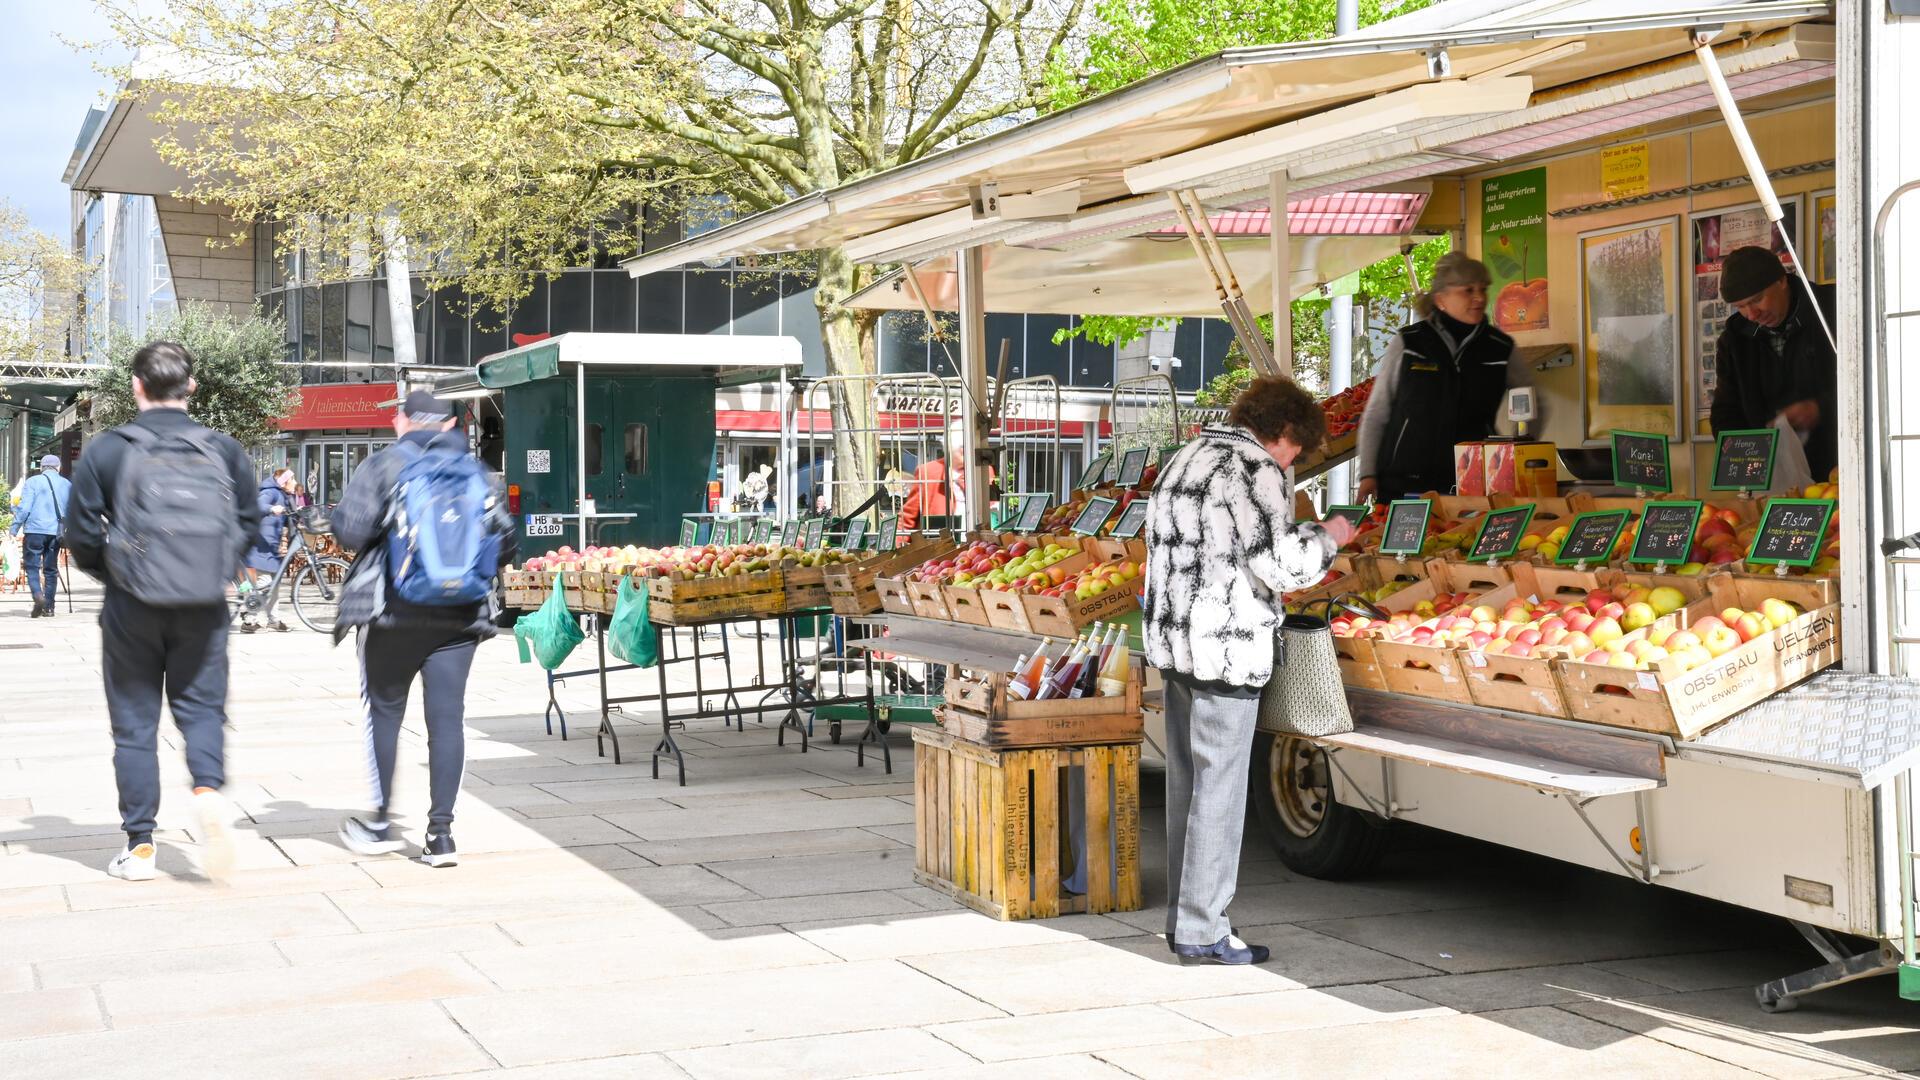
left=1551, top=574, right=1839, bottom=740
left=939, top=659, right=1143, bottom=749
left=1326, top=559, right=1505, bottom=693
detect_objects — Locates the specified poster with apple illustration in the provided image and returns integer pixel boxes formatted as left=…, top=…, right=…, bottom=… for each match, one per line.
left=1481, top=167, right=1549, bottom=332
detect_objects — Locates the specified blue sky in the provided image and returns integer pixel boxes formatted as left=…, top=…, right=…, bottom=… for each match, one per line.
left=0, top=3, right=122, bottom=238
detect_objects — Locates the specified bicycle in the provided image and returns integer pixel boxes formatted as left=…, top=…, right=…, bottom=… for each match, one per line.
left=232, top=507, right=354, bottom=634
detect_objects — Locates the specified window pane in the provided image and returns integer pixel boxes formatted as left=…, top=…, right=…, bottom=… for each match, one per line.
left=684, top=270, right=729, bottom=335
left=434, top=285, right=470, bottom=368
left=324, top=445, right=346, bottom=505
left=585, top=423, right=604, bottom=476
left=346, top=280, right=373, bottom=370
left=550, top=271, right=591, bottom=334
left=639, top=271, right=682, bottom=333
left=509, top=278, right=548, bottom=343
left=593, top=269, right=636, bottom=333
left=624, top=423, right=648, bottom=475
left=372, top=280, right=392, bottom=365
left=300, top=286, right=322, bottom=368
left=321, top=283, right=346, bottom=376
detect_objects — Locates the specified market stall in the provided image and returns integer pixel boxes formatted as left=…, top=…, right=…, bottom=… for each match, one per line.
left=601, top=0, right=1920, bottom=1010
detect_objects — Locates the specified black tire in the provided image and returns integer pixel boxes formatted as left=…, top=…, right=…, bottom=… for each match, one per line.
left=290, top=556, right=353, bottom=634
left=1249, top=732, right=1390, bottom=879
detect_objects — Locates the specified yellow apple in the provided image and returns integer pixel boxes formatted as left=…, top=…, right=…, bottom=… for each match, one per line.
left=1647, top=586, right=1687, bottom=616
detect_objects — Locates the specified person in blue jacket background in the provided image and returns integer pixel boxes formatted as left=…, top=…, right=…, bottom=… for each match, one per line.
left=11, top=455, right=72, bottom=618
left=241, top=467, right=298, bottom=632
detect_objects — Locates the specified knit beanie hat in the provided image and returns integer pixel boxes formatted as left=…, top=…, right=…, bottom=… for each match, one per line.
left=1720, top=246, right=1786, bottom=304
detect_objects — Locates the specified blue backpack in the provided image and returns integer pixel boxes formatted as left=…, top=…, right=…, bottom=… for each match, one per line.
left=385, top=447, right=499, bottom=606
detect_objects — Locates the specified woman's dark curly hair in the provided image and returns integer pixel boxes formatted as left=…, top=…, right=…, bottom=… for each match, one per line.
left=1227, top=375, right=1327, bottom=451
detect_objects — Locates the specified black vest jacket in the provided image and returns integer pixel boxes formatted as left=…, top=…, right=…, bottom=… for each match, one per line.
left=1376, top=317, right=1514, bottom=493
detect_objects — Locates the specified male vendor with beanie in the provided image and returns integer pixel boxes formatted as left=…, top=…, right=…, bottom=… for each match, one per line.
left=1709, top=245, right=1838, bottom=480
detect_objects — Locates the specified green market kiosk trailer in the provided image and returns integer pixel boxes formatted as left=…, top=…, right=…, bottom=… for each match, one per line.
left=447, top=332, right=801, bottom=554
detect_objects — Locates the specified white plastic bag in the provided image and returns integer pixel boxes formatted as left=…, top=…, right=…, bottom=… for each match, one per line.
left=1772, top=414, right=1815, bottom=492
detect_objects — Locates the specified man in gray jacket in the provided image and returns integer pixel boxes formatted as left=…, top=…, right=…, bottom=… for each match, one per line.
left=330, top=390, right=516, bottom=868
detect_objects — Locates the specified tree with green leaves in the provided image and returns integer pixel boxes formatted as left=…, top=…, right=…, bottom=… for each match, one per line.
left=87, top=303, right=298, bottom=448
left=0, top=199, right=92, bottom=363
left=97, top=0, right=1086, bottom=509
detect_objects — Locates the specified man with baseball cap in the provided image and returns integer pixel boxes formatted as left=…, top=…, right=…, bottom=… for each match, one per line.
left=11, top=454, right=70, bottom=617
left=1710, top=245, right=1838, bottom=480
left=329, top=389, right=516, bottom=867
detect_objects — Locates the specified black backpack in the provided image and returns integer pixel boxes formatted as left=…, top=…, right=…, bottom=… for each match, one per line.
left=107, top=424, right=247, bottom=606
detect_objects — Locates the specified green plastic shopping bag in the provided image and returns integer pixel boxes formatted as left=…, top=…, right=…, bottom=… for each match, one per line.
left=514, top=572, right=585, bottom=670
left=607, top=575, right=660, bottom=667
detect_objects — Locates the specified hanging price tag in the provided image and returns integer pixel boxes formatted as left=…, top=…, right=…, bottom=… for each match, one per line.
left=1324, top=505, right=1369, bottom=530
left=1075, top=452, right=1111, bottom=491
left=1116, top=447, right=1150, bottom=488
left=753, top=518, right=777, bottom=544
left=678, top=518, right=699, bottom=547
left=844, top=517, right=869, bottom=550
left=779, top=520, right=802, bottom=547
left=803, top=518, right=828, bottom=551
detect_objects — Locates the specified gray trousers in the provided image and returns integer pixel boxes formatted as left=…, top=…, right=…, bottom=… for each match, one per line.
left=1162, top=675, right=1258, bottom=946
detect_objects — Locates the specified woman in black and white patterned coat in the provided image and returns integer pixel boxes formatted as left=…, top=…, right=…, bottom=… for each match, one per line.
left=1143, top=376, right=1353, bottom=966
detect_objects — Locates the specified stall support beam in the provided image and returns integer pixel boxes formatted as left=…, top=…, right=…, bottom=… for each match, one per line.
left=956, top=245, right=991, bottom=531
left=576, top=361, right=589, bottom=552
left=1269, top=170, right=1293, bottom=379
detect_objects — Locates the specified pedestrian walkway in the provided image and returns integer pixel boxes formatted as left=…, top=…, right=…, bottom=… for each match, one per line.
left=2, top=581, right=1917, bottom=1079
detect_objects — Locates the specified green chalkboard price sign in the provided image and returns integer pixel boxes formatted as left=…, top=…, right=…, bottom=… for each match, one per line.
left=779, top=520, right=802, bottom=547
left=1554, top=510, right=1631, bottom=566
left=1468, top=504, right=1536, bottom=563
left=1378, top=499, right=1432, bottom=557
left=753, top=518, right=777, bottom=544
left=1070, top=496, right=1118, bottom=536
left=1116, top=447, right=1150, bottom=488
left=1324, top=505, right=1369, bottom=531
left=1109, top=499, right=1151, bottom=540
left=678, top=518, right=699, bottom=547
left=1611, top=430, right=1672, bottom=493
left=1628, top=501, right=1703, bottom=566
left=844, top=517, right=869, bottom=550
left=1075, top=453, right=1111, bottom=492
left=1747, top=498, right=1835, bottom=568
left=803, top=518, right=828, bottom=551
left=875, top=515, right=899, bottom=552
left=1711, top=428, right=1779, bottom=492
left=1013, top=493, right=1051, bottom=534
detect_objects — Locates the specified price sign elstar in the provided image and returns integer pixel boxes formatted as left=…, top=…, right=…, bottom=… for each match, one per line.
left=1378, top=499, right=1432, bottom=557
left=1747, top=498, right=1835, bottom=568
left=1554, top=510, right=1631, bottom=566
left=1628, top=501, right=1703, bottom=566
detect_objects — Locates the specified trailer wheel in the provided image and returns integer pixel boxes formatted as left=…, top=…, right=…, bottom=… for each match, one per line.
left=1250, top=733, right=1388, bottom=879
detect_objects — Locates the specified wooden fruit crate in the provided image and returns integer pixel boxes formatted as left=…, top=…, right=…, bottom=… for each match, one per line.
left=1615, top=569, right=1714, bottom=604
left=1459, top=645, right=1571, bottom=718
left=1511, top=563, right=1622, bottom=609
left=823, top=539, right=945, bottom=615
left=878, top=576, right=917, bottom=616
left=939, top=665, right=1143, bottom=747
left=1553, top=576, right=1840, bottom=740
left=944, top=585, right=995, bottom=626
left=502, top=569, right=552, bottom=609
left=1285, top=553, right=1376, bottom=609
left=578, top=571, right=619, bottom=615
left=911, top=726, right=1143, bottom=921
left=1018, top=539, right=1144, bottom=639
left=650, top=588, right=789, bottom=626
left=1330, top=561, right=1506, bottom=695
left=908, top=579, right=955, bottom=620
left=1374, top=640, right=1475, bottom=704
left=782, top=581, right=832, bottom=612
left=980, top=588, right=1031, bottom=632
left=650, top=567, right=784, bottom=604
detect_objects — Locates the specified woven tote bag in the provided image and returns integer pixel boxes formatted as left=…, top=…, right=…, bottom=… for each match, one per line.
left=1256, top=598, right=1355, bottom=737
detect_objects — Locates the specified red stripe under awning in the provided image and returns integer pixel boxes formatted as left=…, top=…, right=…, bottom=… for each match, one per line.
left=715, top=409, right=1098, bottom=437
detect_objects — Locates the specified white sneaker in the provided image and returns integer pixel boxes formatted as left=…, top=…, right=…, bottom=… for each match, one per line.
left=107, top=843, right=157, bottom=881
left=194, top=789, right=237, bottom=884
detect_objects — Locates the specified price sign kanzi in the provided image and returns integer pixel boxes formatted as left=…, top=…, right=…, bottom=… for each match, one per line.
left=1554, top=510, right=1631, bottom=566
left=1378, top=499, right=1433, bottom=557
left=1611, top=430, right=1672, bottom=493
left=1013, top=493, right=1051, bottom=533
left=1070, top=495, right=1118, bottom=536
left=1075, top=452, right=1111, bottom=491
left=1711, top=428, right=1779, bottom=492
left=1324, top=505, right=1369, bottom=531
left=844, top=517, right=869, bottom=550
left=1747, top=498, right=1835, bottom=568
left=1468, top=504, right=1536, bottom=562
left=875, top=515, right=899, bottom=552
left=779, top=520, right=802, bottom=547
left=1109, top=499, right=1150, bottom=540
left=753, top=518, right=777, bottom=544
left=1116, top=447, right=1150, bottom=488
left=803, top=518, right=828, bottom=551
left=678, top=518, right=700, bottom=547
left=1628, top=501, right=1703, bottom=566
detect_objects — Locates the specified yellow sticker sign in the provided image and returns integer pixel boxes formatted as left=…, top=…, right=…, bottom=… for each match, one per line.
left=1601, top=142, right=1650, bottom=200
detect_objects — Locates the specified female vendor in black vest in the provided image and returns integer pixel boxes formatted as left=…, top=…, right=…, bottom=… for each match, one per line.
left=1354, top=252, right=1530, bottom=503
